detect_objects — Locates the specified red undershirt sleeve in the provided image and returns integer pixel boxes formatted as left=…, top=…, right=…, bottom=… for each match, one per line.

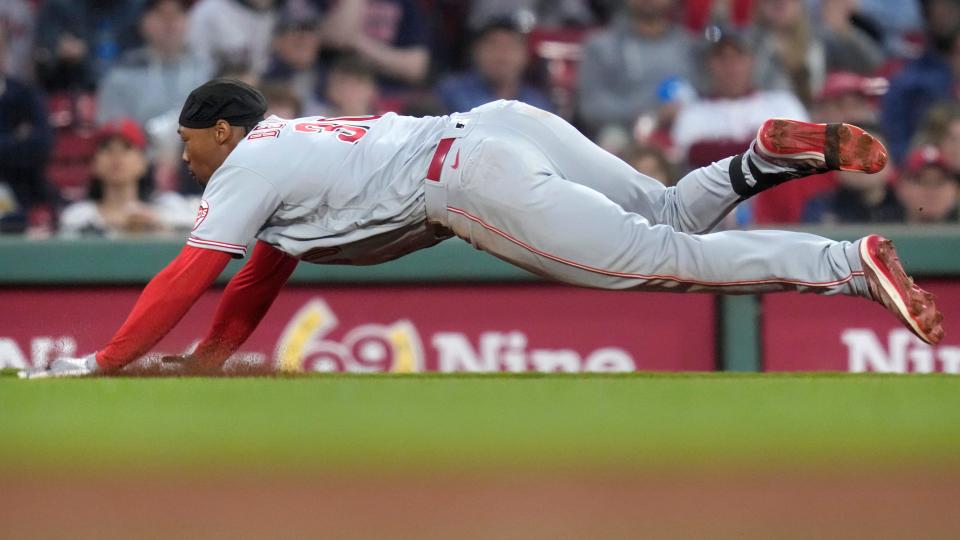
left=191, top=240, right=299, bottom=367
left=95, top=246, right=232, bottom=371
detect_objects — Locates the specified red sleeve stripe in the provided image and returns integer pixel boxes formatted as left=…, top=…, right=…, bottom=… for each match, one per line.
left=187, top=236, right=248, bottom=255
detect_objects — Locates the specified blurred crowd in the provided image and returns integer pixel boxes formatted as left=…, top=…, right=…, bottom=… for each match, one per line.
left=0, top=0, right=958, bottom=237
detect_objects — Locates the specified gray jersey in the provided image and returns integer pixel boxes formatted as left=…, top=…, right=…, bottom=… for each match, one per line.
left=188, top=113, right=450, bottom=264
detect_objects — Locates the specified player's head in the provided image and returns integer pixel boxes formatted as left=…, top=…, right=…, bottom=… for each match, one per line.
left=178, top=78, right=267, bottom=186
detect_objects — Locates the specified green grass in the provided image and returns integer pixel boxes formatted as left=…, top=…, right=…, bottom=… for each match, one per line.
left=2, top=371, right=959, bottom=473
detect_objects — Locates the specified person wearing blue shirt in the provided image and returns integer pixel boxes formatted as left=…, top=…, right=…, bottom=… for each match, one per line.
left=881, top=1, right=960, bottom=165
left=436, top=17, right=554, bottom=114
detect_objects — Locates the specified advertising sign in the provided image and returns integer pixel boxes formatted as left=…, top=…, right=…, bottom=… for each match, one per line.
left=763, top=280, right=960, bottom=373
left=0, top=285, right=716, bottom=372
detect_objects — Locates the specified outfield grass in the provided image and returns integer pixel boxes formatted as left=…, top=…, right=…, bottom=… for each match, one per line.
left=2, top=371, right=959, bottom=473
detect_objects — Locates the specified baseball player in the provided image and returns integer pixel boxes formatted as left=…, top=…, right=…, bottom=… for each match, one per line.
left=22, top=79, right=944, bottom=378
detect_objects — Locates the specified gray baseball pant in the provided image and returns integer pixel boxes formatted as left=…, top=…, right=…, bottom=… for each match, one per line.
left=424, top=100, right=869, bottom=297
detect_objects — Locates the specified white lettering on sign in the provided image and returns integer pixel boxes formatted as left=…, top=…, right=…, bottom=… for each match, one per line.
left=0, top=336, right=76, bottom=369
left=843, top=329, right=960, bottom=373
left=432, top=331, right=635, bottom=373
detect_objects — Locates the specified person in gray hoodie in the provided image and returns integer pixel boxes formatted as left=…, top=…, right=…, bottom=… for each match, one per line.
left=577, top=0, right=695, bottom=135
left=96, top=0, right=213, bottom=128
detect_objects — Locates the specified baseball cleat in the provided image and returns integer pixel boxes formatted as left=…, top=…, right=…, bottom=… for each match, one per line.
left=859, top=235, right=944, bottom=345
left=755, top=118, right=888, bottom=174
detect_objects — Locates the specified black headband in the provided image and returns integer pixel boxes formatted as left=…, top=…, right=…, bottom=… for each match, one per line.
left=179, top=78, right=268, bottom=129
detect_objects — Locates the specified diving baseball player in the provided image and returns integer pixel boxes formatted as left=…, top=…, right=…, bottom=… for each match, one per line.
left=22, top=79, right=944, bottom=378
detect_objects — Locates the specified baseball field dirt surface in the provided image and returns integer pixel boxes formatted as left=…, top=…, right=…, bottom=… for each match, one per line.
left=2, top=371, right=959, bottom=539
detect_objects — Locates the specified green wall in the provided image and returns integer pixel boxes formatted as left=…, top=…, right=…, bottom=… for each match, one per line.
left=4, top=225, right=959, bottom=371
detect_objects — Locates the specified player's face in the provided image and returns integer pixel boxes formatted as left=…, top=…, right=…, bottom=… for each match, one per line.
left=179, top=126, right=218, bottom=186
left=179, top=122, right=243, bottom=187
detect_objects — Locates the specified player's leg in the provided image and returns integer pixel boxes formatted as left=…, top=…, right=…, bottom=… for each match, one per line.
left=445, top=134, right=865, bottom=295
left=472, top=101, right=730, bottom=232
left=438, top=134, right=942, bottom=343
left=483, top=102, right=886, bottom=235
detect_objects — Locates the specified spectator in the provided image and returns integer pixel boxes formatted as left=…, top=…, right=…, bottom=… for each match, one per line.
left=817, top=0, right=886, bottom=75
left=802, top=131, right=902, bottom=223
left=915, top=102, right=960, bottom=174
left=939, top=112, right=960, bottom=175
left=919, top=0, right=960, bottom=55
left=187, top=0, right=278, bottom=77
left=0, top=0, right=35, bottom=81
left=262, top=82, right=304, bottom=119
left=895, top=144, right=959, bottom=223
left=881, top=1, right=960, bottom=164
left=437, top=17, right=553, bottom=114
left=262, top=10, right=324, bottom=116
left=622, top=144, right=677, bottom=186
left=812, top=71, right=887, bottom=125
left=0, top=25, right=53, bottom=233
left=577, top=0, right=695, bottom=135
left=59, top=119, right=195, bottom=237
left=319, top=0, right=430, bottom=89
left=318, top=55, right=380, bottom=117
left=215, top=59, right=261, bottom=88
left=748, top=0, right=826, bottom=106
left=420, top=0, right=471, bottom=75
left=904, top=100, right=960, bottom=180
left=854, top=0, right=924, bottom=57
left=34, top=0, right=144, bottom=91
left=96, top=0, right=213, bottom=128
left=630, top=75, right=697, bottom=158
left=672, top=29, right=808, bottom=168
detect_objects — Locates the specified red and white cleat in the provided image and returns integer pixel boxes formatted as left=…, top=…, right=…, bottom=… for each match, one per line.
left=755, top=118, right=888, bottom=174
left=859, top=235, right=944, bottom=345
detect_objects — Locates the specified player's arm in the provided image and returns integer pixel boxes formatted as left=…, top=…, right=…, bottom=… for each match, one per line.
left=19, top=166, right=283, bottom=378
left=95, top=246, right=233, bottom=372
left=18, top=245, right=232, bottom=379
left=184, top=240, right=299, bottom=369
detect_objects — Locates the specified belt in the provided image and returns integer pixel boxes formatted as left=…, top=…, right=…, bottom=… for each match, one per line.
left=426, top=137, right=456, bottom=182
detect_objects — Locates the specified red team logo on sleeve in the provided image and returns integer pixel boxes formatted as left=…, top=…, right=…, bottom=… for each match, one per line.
left=193, top=200, right=209, bottom=231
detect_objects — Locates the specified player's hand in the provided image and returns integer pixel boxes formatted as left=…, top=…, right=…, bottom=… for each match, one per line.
left=18, top=353, right=99, bottom=379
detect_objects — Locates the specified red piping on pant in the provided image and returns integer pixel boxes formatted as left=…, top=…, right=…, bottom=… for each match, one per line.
left=446, top=206, right=864, bottom=288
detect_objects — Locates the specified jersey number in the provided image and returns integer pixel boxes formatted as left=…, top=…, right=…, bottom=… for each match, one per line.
left=246, top=121, right=286, bottom=140
left=293, top=116, right=381, bottom=144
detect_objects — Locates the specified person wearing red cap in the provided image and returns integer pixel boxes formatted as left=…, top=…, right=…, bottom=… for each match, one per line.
left=896, top=144, right=960, bottom=223
left=813, top=71, right=887, bottom=126
left=59, top=119, right=196, bottom=236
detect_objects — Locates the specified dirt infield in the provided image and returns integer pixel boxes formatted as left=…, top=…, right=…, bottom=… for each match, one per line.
left=2, top=468, right=958, bottom=540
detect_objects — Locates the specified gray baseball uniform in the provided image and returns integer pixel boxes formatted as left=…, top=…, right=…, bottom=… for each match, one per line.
left=189, top=100, right=869, bottom=298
